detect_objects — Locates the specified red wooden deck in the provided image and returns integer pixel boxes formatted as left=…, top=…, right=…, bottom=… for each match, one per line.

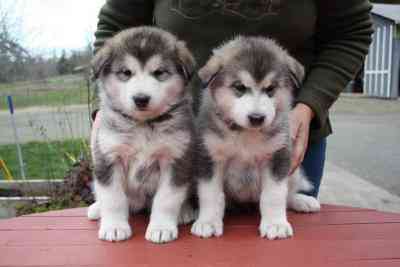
left=1, top=205, right=400, bottom=267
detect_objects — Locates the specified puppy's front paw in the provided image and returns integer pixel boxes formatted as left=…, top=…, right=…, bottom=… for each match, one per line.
left=145, top=223, right=178, bottom=244
left=259, top=220, right=293, bottom=240
left=98, top=220, right=132, bottom=242
left=288, top=193, right=321, bottom=213
left=191, top=220, right=223, bottom=238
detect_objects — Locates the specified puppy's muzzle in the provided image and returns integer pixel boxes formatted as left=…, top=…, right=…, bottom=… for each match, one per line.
left=248, top=113, right=265, bottom=127
left=133, top=94, right=151, bottom=110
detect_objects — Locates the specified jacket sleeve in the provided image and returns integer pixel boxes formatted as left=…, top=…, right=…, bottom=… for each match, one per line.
left=94, top=0, right=154, bottom=52
left=296, top=0, right=374, bottom=129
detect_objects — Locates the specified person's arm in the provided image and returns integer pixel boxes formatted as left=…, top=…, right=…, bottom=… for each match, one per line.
left=296, top=0, right=374, bottom=130
left=94, top=0, right=154, bottom=53
left=290, top=0, right=374, bottom=173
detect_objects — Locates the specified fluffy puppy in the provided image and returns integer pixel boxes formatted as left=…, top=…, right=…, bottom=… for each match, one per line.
left=88, top=27, right=196, bottom=243
left=191, top=36, right=320, bottom=240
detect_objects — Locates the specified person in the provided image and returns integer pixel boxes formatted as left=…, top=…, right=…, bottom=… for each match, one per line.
left=91, top=0, right=374, bottom=198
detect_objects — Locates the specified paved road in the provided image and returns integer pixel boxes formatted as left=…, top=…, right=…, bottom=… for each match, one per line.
left=0, top=105, right=91, bottom=145
left=328, top=96, right=400, bottom=196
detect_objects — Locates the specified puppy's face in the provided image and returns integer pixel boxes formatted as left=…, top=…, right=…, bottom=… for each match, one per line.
left=92, top=27, right=195, bottom=121
left=102, top=54, right=184, bottom=121
left=199, top=37, right=304, bottom=130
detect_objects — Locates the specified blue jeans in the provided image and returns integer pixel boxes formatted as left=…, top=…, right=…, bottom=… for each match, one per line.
left=301, top=138, right=327, bottom=198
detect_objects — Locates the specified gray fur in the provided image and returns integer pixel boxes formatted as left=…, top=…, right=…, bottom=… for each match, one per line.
left=135, top=161, right=160, bottom=183
left=92, top=130, right=114, bottom=185
left=193, top=135, right=214, bottom=181
left=271, top=147, right=291, bottom=181
left=93, top=151, right=114, bottom=186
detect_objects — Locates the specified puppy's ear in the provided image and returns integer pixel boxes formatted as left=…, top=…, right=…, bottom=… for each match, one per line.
left=91, top=46, right=113, bottom=80
left=176, top=41, right=196, bottom=83
left=286, top=55, right=305, bottom=90
left=198, top=55, right=222, bottom=88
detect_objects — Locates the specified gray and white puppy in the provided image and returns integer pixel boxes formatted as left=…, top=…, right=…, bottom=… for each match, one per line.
left=191, top=36, right=320, bottom=240
left=87, top=27, right=196, bottom=243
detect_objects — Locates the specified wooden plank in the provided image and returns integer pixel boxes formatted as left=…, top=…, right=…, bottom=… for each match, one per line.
left=20, top=205, right=374, bottom=218
left=22, top=208, right=88, bottom=217
left=1, top=223, right=400, bottom=247
left=0, top=216, right=101, bottom=231
left=319, top=204, right=374, bottom=212
left=2, top=210, right=400, bottom=231
left=1, top=207, right=400, bottom=267
left=224, top=211, right=400, bottom=226
left=4, top=262, right=400, bottom=267
left=326, top=260, right=400, bottom=267
left=1, top=240, right=400, bottom=266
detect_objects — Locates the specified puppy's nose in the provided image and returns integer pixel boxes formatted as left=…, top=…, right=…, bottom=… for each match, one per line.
left=248, top=113, right=265, bottom=127
left=133, top=94, right=150, bottom=109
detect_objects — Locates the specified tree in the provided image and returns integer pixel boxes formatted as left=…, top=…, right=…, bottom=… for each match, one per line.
left=0, top=0, right=31, bottom=83
left=56, top=50, right=73, bottom=75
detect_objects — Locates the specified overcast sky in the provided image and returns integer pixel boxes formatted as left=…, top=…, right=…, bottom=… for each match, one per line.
left=4, top=0, right=106, bottom=56
left=6, top=1, right=398, bottom=57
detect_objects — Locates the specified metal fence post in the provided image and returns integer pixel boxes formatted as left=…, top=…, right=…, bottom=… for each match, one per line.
left=7, top=95, right=26, bottom=180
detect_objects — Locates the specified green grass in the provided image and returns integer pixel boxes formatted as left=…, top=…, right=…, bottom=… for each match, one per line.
left=0, top=139, right=89, bottom=180
left=0, top=88, right=89, bottom=110
left=0, top=74, right=90, bottom=110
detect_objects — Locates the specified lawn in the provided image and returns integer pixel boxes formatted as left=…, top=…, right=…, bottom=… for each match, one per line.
left=0, top=74, right=92, bottom=110
left=0, top=139, right=90, bottom=180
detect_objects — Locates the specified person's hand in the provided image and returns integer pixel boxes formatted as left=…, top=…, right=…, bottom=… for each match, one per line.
left=288, top=103, right=314, bottom=175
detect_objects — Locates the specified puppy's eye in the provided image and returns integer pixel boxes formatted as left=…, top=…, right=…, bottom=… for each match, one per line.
left=153, top=68, right=170, bottom=81
left=116, top=68, right=133, bottom=81
left=232, top=82, right=249, bottom=97
left=262, top=85, right=276, bottom=97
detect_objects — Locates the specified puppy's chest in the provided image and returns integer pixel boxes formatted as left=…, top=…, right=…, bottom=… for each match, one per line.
left=205, top=131, right=277, bottom=164
left=101, top=127, right=189, bottom=194
left=204, top=133, right=270, bottom=202
left=103, top=126, right=189, bottom=163
left=223, top=157, right=263, bottom=202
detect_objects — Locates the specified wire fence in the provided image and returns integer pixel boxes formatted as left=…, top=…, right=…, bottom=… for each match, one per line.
left=0, top=74, right=94, bottom=180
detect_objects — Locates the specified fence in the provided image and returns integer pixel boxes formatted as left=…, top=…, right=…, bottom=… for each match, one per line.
left=364, top=24, right=400, bottom=98
left=0, top=74, right=93, bottom=180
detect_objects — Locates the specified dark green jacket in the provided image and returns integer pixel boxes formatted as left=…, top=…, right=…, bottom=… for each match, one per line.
left=94, top=0, right=374, bottom=143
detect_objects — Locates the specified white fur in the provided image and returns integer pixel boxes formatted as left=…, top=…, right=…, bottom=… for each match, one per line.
left=95, top=175, right=132, bottom=242
left=259, top=172, right=293, bottom=239
left=288, top=193, right=321, bottom=213
left=231, top=71, right=276, bottom=129
left=145, top=164, right=188, bottom=243
left=89, top=193, right=197, bottom=224
left=87, top=201, right=100, bottom=220
left=191, top=165, right=225, bottom=238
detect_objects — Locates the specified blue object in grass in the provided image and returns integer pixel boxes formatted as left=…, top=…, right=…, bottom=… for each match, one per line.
left=7, top=95, right=14, bottom=114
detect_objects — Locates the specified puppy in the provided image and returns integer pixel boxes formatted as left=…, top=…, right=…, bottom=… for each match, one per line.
left=88, top=27, right=196, bottom=243
left=191, top=36, right=320, bottom=240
